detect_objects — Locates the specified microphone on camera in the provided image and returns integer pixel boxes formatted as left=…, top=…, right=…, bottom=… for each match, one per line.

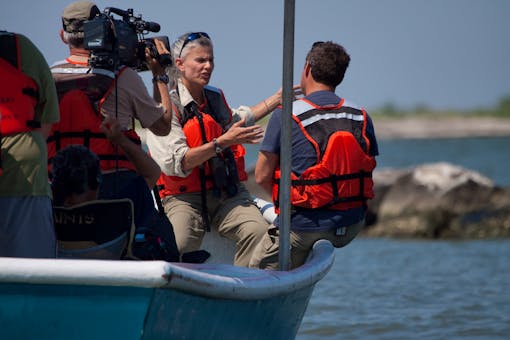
left=139, top=21, right=160, bottom=33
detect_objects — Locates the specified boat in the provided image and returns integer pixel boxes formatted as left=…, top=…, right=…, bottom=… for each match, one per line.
left=0, top=194, right=334, bottom=339
left=0, top=1, right=336, bottom=338
left=0, top=239, right=334, bottom=339
left=0, top=189, right=335, bottom=340
left=0, top=198, right=334, bottom=340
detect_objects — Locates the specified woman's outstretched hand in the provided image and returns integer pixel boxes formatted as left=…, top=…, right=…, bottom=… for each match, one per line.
left=219, top=117, right=264, bottom=147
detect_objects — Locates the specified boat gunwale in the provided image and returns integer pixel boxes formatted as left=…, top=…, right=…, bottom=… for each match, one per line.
left=0, top=240, right=334, bottom=300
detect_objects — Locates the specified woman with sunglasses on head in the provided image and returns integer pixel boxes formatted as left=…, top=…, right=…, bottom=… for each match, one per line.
left=146, top=32, right=288, bottom=267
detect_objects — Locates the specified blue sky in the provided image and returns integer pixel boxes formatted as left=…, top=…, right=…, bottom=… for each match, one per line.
left=1, top=0, right=509, bottom=112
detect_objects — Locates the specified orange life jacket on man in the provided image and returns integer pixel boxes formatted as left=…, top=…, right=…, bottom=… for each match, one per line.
left=0, top=31, right=40, bottom=136
left=272, top=98, right=376, bottom=212
left=47, top=61, right=140, bottom=173
left=157, top=85, right=247, bottom=197
left=0, top=31, right=40, bottom=175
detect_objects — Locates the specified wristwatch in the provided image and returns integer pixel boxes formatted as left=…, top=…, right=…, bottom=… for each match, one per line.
left=152, top=74, right=169, bottom=84
left=212, top=138, right=223, bottom=154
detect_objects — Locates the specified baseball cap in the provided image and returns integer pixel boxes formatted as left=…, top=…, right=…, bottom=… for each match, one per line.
left=62, top=1, right=101, bottom=33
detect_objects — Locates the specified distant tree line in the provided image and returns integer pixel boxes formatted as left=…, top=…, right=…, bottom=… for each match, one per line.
left=371, top=94, right=510, bottom=118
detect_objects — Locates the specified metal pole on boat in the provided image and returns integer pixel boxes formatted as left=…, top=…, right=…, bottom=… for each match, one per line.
left=279, top=0, right=295, bottom=271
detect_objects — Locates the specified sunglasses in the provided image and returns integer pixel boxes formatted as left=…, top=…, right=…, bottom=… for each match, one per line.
left=179, top=32, right=211, bottom=58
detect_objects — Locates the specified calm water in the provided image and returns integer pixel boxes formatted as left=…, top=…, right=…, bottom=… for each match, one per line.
left=298, top=238, right=510, bottom=339
left=246, top=137, right=510, bottom=339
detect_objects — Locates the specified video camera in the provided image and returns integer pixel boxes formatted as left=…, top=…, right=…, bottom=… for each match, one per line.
left=83, top=7, right=172, bottom=71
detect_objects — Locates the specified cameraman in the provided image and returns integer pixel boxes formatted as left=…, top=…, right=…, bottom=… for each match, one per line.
left=49, top=0, right=171, bottom=197
left=47, top=1, right=179, bottom=261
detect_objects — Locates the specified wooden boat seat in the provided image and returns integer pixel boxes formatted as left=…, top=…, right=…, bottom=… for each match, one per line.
left=53, top=199, right=136, bottom=260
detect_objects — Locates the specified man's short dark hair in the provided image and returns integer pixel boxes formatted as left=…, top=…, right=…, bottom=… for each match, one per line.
left=306, top=41, right=351, bottom=88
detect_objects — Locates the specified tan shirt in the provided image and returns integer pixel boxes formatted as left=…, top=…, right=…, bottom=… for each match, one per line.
left=146, top=79, right=254, bottom=177
left=100, top=67, right=164, bottom=130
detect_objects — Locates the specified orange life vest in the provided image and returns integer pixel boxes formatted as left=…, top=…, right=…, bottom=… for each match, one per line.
left=157, top=86, right=247, bottom=197
left=0, top=31, right=40, bottom=175
left=47, top=62, right=139, bottom=173
left=0, top=31, right=40, bottom=136
left=273, top=98, right=376, bottom=212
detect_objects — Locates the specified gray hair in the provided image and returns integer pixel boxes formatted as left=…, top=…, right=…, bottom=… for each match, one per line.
left=62, top=30, right=85, bottom=48
left=167, top=32, right=213, bottom=88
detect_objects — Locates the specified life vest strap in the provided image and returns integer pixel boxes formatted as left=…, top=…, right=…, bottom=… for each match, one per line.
left=288, top=171, right=372, bottom=186
left=291, top=194, right=367, bottom=211
left=275, top=171, right=372, bottom=210
left=0, top=31, right=18, bottom=68
left=21, top=87, right=39, bottom=98
left=48, top=152, right=130, bottom=165
left=47, top=130, right=138, bottom=165
left=0, top=132, right=3, bottom=175
left=48, top=130, right=141, bottom=145
left=96, top=154, right=129, bottom=162
left=191, top=103, right=211, bottom=231
left=26, top=120, right=41, bottom=129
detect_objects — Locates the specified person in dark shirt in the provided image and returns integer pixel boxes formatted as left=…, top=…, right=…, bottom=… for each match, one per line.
left=251, top=41, right=379, bottom=270
left=51, top=120, right=180, bottom=262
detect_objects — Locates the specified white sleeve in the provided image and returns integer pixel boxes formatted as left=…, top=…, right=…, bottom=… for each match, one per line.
left=146, top=113, right=192, bottom=177
left=230, top=105, right=255, bottom=127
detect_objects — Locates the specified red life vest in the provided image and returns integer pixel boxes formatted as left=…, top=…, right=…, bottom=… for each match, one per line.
left=272, top=98, right=376, bottom=212
left=0, top=32, right=40, bottom=136
left=47, top=61, right=140, bottom=173
left=157, top=86, right=247, bottom=197
left=0, top=31, right=40, bottom=175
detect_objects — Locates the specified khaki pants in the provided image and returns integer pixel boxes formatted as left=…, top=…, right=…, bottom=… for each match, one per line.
left=249, top=220, right=364, bottom=270
left=162, top=184, right=267, bottom=267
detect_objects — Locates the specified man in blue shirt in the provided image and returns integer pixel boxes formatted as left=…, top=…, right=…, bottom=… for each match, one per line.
left=250, top=41, right=379, bottom=270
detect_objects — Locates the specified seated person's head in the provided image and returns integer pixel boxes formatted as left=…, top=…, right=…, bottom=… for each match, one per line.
left=51, top=145, right=102, bottom=206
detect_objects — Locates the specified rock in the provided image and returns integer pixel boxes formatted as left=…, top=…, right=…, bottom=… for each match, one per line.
left=364, top=162, right=510, bottom=238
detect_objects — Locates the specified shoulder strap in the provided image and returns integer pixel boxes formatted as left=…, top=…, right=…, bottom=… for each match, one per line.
left=203, top=86, right=232, bottom=127
left=187, top=102, right=211, bottom=231
left=0, top=31, right=19, bottom=69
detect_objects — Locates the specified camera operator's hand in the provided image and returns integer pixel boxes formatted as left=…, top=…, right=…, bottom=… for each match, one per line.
left=146, top=38, right=171, bottom=74
left=146, top=37, right=174, bottom=136
left=154, top=38, right=171, bottom=57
